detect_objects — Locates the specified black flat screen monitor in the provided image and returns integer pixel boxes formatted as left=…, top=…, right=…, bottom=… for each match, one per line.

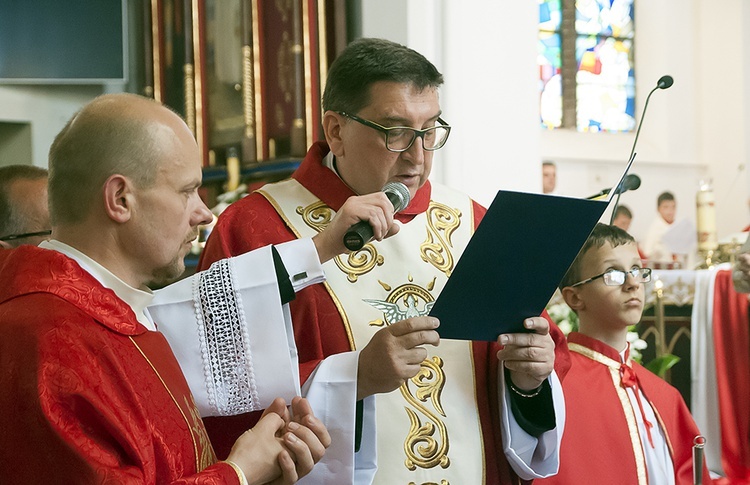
left=0, top=0, right=127, bottom=84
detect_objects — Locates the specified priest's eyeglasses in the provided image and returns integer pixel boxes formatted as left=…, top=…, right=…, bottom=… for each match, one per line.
left=0, top=230, right=52, bottom=242
left=571, top=267, right=652, bottom=288
left=336, top=111, right=451, bottom=152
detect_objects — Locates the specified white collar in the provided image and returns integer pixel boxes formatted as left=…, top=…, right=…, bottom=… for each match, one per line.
left=322, top=151, right=360, bottom=195
left=618, top=342, right=632, bottom=364
left=39, top=240, right=156, bottom=331
left=322, top=150, right=337, bottom=172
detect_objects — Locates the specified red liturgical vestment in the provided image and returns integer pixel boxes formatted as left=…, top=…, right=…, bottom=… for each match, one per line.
left=198, top=141, right=570, bottom=484
left=0, top=246, right=239, bottom=484
left=537, top=332, right=713, bottom=485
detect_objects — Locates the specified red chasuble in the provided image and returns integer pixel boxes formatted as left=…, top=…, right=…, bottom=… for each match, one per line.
left=198, top=141, right=570, bottom=484
left=0, top=246, right=239, bottom=484
left=537, top=332, right=712, bottom=485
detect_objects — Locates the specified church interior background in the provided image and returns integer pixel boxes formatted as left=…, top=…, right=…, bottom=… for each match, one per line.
left=1, top=0, right=749, bottom=481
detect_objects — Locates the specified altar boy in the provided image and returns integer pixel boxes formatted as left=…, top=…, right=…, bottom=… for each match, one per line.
left=538, top=223, right=712, bottom=485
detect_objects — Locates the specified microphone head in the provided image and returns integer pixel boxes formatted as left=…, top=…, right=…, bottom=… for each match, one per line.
left=382, top=181, right=411, bottom=212
left=657, top=75, right=674, bottom=89
left=623, top=173, right=641, bottom=191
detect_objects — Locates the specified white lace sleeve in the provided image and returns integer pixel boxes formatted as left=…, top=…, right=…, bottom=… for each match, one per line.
left=150, top=245, right=300, bottom=416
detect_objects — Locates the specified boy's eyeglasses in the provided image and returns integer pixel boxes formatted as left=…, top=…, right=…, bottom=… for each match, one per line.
left=571, top=267, right=652, bottom=288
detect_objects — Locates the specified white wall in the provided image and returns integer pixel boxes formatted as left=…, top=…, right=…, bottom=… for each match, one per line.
left=360, top=0, right=750, bottom=245
left=0, top=0, right=138, bottom=169
left=0, top=85, right=107, bottom=167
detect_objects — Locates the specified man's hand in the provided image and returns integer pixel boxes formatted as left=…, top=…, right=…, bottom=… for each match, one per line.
left=357, top=316, right=440, bottom=400
left=267, top=397, right=331, bottom=485
left=226, top=398, right=289, bottom=485
left=226, top=397, right=331, bottom=485
left=496, top=317, right=555, bottom=391
left=312, top=193, right=400, bottom=263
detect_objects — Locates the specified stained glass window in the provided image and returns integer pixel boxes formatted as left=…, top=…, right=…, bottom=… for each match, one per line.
left=539, top=0, right=635, bottom=132
left=539, top=0, right=562, bottom=129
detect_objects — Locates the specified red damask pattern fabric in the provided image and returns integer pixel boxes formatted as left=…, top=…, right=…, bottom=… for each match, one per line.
left=0, top=246, right=239, bottom=484
left=198, top=142, right=570, bottom=483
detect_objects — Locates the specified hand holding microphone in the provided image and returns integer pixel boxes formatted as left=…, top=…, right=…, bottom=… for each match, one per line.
left=312, top=182, right=409, bottom=262
left=344, top=182, right=411, bottom=250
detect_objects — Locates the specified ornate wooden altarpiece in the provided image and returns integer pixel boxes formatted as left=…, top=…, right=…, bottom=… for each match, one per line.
left=139, top=0, right=349, bottom=201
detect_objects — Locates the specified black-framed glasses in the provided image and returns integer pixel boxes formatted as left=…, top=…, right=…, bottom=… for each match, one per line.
left=571, top=267, right=652, bottom=288
left=0, top=230, right=52, bottom=242
left=337, top=111, right=451, bottom=152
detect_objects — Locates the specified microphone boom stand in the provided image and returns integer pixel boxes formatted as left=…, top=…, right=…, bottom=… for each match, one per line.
left=609, top=75, right=673, bottom=224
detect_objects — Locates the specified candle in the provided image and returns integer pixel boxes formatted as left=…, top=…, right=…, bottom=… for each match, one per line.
left=696, top=181, right=718, bottom=252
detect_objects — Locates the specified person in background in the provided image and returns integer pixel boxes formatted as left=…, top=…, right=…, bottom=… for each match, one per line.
left=543, top=160, right=557, bottom=194
left=642, top=191, right=678, bottom=263
left=0, top=93, right=332, bottom=484
left=537, top=223, right=712, bottom=485
left=0, top=165, right=50, bottom=248
left=612, top=205, right=633, bottom=232
left=198, top=38, right=567, bottom=484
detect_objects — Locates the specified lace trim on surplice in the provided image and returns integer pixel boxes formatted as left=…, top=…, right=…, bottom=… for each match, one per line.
left=194, top=258, right=260, bottom=415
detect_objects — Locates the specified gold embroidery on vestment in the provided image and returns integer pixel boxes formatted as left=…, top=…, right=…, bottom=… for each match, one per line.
left=297, top=201, right=333, bottom=230
left=569, top=343, right=649, bottom=485
left=401, top=357, right=449, bottom=470
left=185, top=396, right=217, bottom=470
left=364, top=280, right=450, bottom=471
left=364, top=281, right=435, bottom=326
left=421, top=203, right=462, bottom=277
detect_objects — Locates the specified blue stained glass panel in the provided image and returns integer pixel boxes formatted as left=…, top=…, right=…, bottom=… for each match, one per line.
left=539, top=32, right=562, bottom=129
left=576, top=35, right=635, bottom=132
left=539, top=0, right=562, bottom=32
left=539, top=0, right=562, bottom=128
left=576, top=0, right=634, bottom=38
left=538, top=0, right=635, bottom=131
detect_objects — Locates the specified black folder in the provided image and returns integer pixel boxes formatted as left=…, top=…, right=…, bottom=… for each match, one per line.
left=429, top=191, right=608, bottom=341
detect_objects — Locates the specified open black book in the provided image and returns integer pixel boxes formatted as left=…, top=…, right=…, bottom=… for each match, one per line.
left=428, top=192, right=608, bottom=341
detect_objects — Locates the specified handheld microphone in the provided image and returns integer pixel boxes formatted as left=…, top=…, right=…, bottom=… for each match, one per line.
left=343, top=181, right=411, bottom=251
left=610, top=75, right=673, bottom=224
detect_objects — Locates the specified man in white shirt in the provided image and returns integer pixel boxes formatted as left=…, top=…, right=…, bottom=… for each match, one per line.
left=643, top=191, right=678, bottom=263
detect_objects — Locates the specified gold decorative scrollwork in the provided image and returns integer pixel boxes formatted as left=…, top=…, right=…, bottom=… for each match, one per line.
left=296, top=201, right=333, bottom=230
left=421, top=202, right=462, bottom=277
left=401, top=356, right=450, bottom=471
left=335, top=245, right=384, bottom=283
left=297, top=201, right=383, bottom=282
